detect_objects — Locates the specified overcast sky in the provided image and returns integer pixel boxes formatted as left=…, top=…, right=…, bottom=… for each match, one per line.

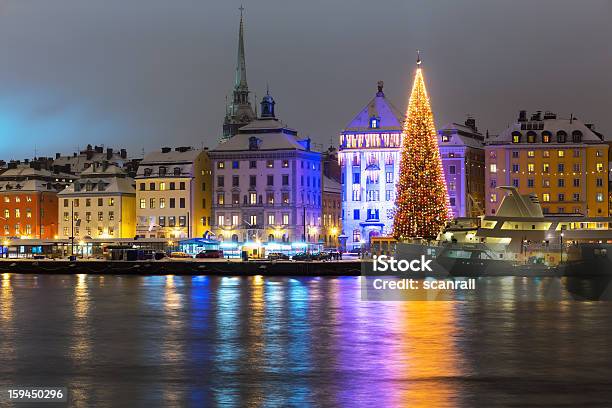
left=0, top=0, right=610, bottom=159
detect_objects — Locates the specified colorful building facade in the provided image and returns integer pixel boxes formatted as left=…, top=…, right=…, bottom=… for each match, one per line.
left=210, top=92, right=322, bottom=246
left=438, top=117, right=486, bottom=218
left=339, top=81, right=404, bottom=251
left=485, top=111, right=609, bottom=217
left=58, top=163, right=136, bottom=239
left=135, top=147, right=211, bottom=239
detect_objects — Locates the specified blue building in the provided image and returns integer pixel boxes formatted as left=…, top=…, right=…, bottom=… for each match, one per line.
left=338, top=82, right=404, bottom=251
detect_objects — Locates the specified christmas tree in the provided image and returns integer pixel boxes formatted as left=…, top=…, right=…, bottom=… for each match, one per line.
left=393, top=54, right=451, bottom=240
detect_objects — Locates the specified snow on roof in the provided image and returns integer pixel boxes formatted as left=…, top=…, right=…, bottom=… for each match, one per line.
left=140, top=148, right=203, bottom=165
left=212, top=119, right=310, bottom=152
left=323, top=176, right=341, bottom=194
left=438, top=122, right=485, bottom=149
left=343, top=89, right=404, bottom=132
left=489, top=116, right=604, bottom=144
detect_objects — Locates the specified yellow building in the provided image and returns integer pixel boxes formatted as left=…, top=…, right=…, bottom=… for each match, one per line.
left=58, top=163, right=136, bottom=239
left=485, top=111, right=609, bottom=217
left=135, top=147, right=212, bottom=239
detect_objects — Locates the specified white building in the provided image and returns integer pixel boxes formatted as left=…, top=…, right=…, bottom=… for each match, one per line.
left=210, top=92, right=322, bottom=246
left=338, top=81, right=404, bottom=251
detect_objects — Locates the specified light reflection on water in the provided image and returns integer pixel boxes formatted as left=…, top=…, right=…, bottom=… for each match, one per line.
left=0, top=275, right=612, bottom=407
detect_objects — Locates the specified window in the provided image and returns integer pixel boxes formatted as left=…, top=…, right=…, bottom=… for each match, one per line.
left=542, top=131, right=551, bottom=143
left=139, top=183, right=145, bottom=191
left=542, top=193, right=550, bottom=202
left=543, top=163, right=549, bottom=173
left=26, top=209, right=31, bottom=218
left=64, top=199, right=69, bottom=207
left=170, top=182, right=176, bottom=190
left=596, top=193, right=604, bottom=203
left=267, top=214, right=275, bottom=225
left=558, top=150, right=565, bottom=158
left=573, top=179, right=580, bottom=187
left=385, top=172, right=393, bottom=183
left=85, top=212, right=91, bottom=222
left=267, top=193, right=274, bottom=204
left=217, top=161, right=225, bottom=169
left=449, top=181, right=456, bottom=191
left=108, top=211, right=114, bottom=221
left=527, top=179, right=534, bottom=188
left=558, top=163, right=564, bottom=173
left=512, top=179, right=519, bottom=188
left=98, top=212, right=103, bottom=221
left=558, top=179, right=565, bottom=187
left=353, top=173, right=361, bottom=184
left=449, top=197, right=456, bottom=206
left=527, top=131, right=536, bottom=143
left=386, top=190, right=393, bottom=201
left=233, top=176, right=240, bottom=187
left=512, top=151, right=519, bottom=159
left=449, top=165, right=456, bottom=174
left=282, top=214, right=289, bottom=225
left=557, top=131, right=567, bottom=143
left=179, top=216, right=186, bottom=227
left=139, top=199, right=146, bottom=209
left=282, top=175, right=289, bottom=186
left=232, top=214, right=239, bottom=226
left=353, top=209, right=360, bottom=220
left=217, top=215, right=225, bottom=226
left=159, top=216, right=166, bottom=227
left=282, top=160, right=289, bottom=168
left=149, top=198, right=155, bottom=209
left=159, top=182, right=166, bottom=191
left=144, top=168, right=152, bottom=176
left=169, top=216, right=176, bottom=227
left=249, top=192, right=257, bottom=205
left=596, top=163, right=604, bottom=172
left=281, top=192, right=289, bottom=204
left=573, top=164, right=580, bottom=172
left=170, top=198, right=176, bottom=208
left=14, top=209, right=20, bottom=218
left=490, top=193, right=497, bottom=203
left=528, top=163, right=535, bottom=172
left=527, top=151, right=535, bottom=158
left=217, top=176, right=224, bottom=187
left=353, top=230, right=361, bottom=243
left=249, top=160, right=257, bottom=169
left=159, top=198, right=165, bottom=209
left=558, top=193, right=565, bottom=202
left=370, top=117, right=378, bottom=128
left=543, top=150, right=550, bottom=158
left=490, top=164, right=497, bottom=173
left=543, top=179, right=550, bottom=187
left=179, top=182, right=185, bottom=190
left=249, top=215, right=257, bottom=226
left=572, top=131, right=582, bottom=143
left=232, top=161, right=239, bottom=169
left=74, top=199, right=79, bottom=207
left=266, top=160, right=274, bottom=168
left=512, top=164, right=519, bottom=173
left=250, top=175, right=257, bottom=187
left=159, top=167, right=167, bottom=176
left=217, top=193, right=225, bottom=205
left=232, top=193, right=239, bottom=205
left=573, top=193, right=580, bottom=202
left=512, top=132, right=521, bottom=143
left=441, top=135, right=450, bottom=142
left=267, top=175, right=274, bottom=186
left=596, top=178, right=604, bottom=187
left=108, top=198, right=114, bottom=206
left=149, top=182, right=156, bottom=191
left=179, top=198, right=185, bottom=208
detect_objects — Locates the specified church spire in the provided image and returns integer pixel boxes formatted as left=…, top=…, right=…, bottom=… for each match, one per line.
left=235, top=5, right=248, bottom=89
left=221, top=6, right=256, bottom=143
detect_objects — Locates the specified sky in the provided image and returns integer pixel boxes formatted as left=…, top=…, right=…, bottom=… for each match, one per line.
left=0, top=0, right=610, bottom=159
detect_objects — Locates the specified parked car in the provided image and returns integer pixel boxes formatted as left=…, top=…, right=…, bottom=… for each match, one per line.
left=169, top=251, right=192, bottom=259
left=292, top=252, right=312, bottom=261
left=268, top=252, right=290, bottom=261
left=314, top=251, right=332, bottom=261
left=195, top=249, right=224, bottom=259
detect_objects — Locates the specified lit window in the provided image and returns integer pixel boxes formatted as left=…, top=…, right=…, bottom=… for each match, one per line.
left=528, top=163, right=535, bottom=172
left=217, top=161, right=225, bottom=169
left=542, top=193, right=550, bottom=202
left=267, top=214, right=275, bottom=225
left=370, top=118, right=378, bottom=129
left=159, top=182, right=166, bottom=191
left=217, top=215, right=225, bottom=226
left=490, top=194, right=497, bottom=203
left=490, top=164, right=497, bottom=173
left=217, top=193, right=225, bottom=206
left=249, top=215, right=257, bottom=226
left=596, top=193, right=604, bottom=202
left=160, top=198, right=165, bottom=209
left=249, top=193, right=257, bottom=205
left=140, top=199, right=146, bottom=209
left=558, top=150, right=565, bottom=158
left=596, top=163, right=604, bottom=172
left=543, top=163, right=549, bottom=173
left=527, top=151, right=535, bottom=158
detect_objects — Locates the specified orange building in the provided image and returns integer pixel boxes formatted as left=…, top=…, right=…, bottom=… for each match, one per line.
left=485, top=111, right=609, bottom=217
left=0, top=163, right=72, bottom=239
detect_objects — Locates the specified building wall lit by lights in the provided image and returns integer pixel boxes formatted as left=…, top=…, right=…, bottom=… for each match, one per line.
left=437, top=117, right=486, bottom=218
left=58, top=163, right=136, bottom=239
left=135, top=147, right=211, bottom=239
left=210, top=92, right=322, bottom=245
left=339, top=81, right=404, bottom=251
left=0, top=161, right=72, bottom=239
left=485, top=111, right=609, bottom=217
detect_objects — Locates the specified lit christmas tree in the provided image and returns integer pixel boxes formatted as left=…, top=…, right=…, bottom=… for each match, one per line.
left=393, top=53, right=451, bottom=240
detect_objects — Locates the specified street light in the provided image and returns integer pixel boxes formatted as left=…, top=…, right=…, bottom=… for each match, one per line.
left=560, top=233, right=564, bottom=263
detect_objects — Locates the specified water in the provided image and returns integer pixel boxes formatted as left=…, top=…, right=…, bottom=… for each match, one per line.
left=1, top=273, right=612, bottom=407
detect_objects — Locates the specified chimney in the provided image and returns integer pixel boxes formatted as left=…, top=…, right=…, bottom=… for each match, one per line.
left=95, top=145, right=103, bottom=154
left=465, top=116, right=477, bottom=132
left=518, top=110, right=527, bottom=122
left=543, top=111, right=557, bottom=120
left=120, top=149, right=127, bottom=159
left=55, top=152, right=61, bottom=159
left=106, top=148, right=113, bottom=160
left=530, top=111, right=542, bottom=121
left=161, top=147, right=172, bottom=153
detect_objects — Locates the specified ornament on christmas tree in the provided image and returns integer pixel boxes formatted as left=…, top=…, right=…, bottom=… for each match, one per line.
left=393, top=52, right=452, bottom=241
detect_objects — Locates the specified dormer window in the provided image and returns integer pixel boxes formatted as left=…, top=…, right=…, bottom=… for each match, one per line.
left=512, top=131, right=522, bottom=144
left=542, top=131, right=552, bottom=143
left=370, top=117, right=379, bottom=129
left=572, top=130, right=582, bottom=143
left=442, top=135, right=450, bottom=142
left=527, top=131, right=536, bottom=143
